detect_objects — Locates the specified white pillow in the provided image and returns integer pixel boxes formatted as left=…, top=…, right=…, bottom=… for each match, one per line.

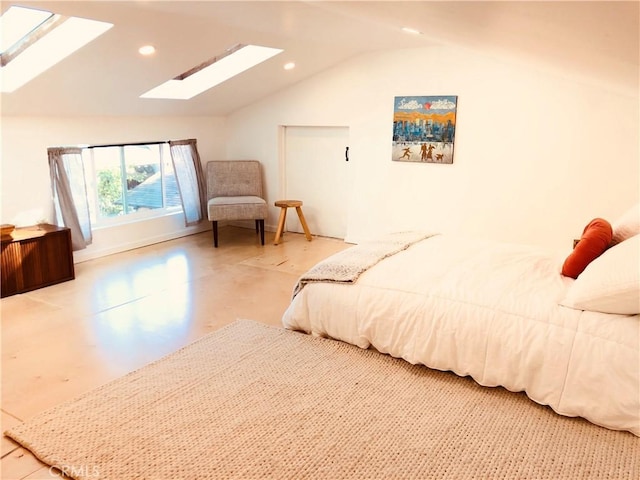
left=610, top=203, right=639, bottom=246
left=561, top=234, right=639, bottom=315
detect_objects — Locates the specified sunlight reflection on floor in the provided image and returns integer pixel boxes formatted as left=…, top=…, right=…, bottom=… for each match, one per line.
left=91, top=250, right=194, bottom=357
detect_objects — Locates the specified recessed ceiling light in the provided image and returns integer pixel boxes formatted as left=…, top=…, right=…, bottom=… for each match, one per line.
left=140, top=44, right=283, bottom=100
left=401, top=27, right=423, bottom=35
left=283, top=62, right=295, bottom=71
left=138, top=45, right=156, bottom=56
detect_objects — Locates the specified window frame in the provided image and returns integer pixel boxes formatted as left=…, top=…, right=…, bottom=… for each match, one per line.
left=83, top=141, right=183, bottom=229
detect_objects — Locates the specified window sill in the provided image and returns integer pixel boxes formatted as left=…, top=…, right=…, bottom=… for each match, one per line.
left=91, top=208, right=183, bottom=231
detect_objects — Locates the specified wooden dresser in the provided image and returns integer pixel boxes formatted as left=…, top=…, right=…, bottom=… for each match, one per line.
left=1, top=224, right=75, bottom=298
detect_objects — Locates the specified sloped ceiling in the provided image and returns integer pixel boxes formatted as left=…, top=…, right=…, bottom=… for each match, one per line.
left=1, top=1, right=638, bottom=117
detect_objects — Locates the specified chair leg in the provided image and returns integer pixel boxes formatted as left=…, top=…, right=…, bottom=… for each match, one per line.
left=274, top=207, right=287, bottom=245
left=295, top=206, right=313, bottom=242
left=255, top=219, right=259, bottom=234
left=258, top=219, right=265, bottom=245
left=212, top=221, right=218, bottom=248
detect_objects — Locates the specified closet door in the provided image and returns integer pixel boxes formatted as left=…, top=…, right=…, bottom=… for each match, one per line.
left=284, top=126, right=352, bottom=239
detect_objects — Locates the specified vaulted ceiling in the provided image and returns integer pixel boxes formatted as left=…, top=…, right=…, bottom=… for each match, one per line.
left=1, top=1, right=638, bottom=117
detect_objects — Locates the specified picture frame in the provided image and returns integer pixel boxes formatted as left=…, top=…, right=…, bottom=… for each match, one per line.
left=392, top=95, right=457, bottom=164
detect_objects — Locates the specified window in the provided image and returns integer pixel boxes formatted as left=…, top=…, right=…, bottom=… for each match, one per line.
left=140, top=44, right=283, bottom=100
left=0, top=5, right=113, bottom=93
left=84, top=143, right=182, bottom=226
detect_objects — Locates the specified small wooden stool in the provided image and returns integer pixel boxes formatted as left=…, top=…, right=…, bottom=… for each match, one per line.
left=273, top=200, right=312, bottom=245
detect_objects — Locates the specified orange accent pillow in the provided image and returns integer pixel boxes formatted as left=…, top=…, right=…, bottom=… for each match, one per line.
left=562, top=218, right=613, bottom=279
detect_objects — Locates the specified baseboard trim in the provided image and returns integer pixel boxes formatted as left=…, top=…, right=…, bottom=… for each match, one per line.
left=73, top=224, right=210, bottom=264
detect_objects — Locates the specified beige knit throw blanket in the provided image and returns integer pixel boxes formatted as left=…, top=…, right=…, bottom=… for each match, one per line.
left=292, top=231, right=438, bottom=298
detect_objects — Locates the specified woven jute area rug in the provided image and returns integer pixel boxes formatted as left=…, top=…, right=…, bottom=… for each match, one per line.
left=5, top=320, right=639, bottom=480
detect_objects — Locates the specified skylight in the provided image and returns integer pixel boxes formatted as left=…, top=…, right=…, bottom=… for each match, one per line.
left=0, top=5, right=52, bottom=53
left=140, top=44, right=283, bottom=100
left=0, top=5, right=113, bottom=93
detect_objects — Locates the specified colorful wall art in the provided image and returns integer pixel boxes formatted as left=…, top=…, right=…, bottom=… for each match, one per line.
left=392, top=96, right=457, bottom=164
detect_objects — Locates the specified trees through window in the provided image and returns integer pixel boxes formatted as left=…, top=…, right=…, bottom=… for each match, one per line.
left=85, top=143, right=182, bottom=225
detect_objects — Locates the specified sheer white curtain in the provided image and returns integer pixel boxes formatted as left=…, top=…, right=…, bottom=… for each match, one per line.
left=169, top=139, right=207, bottom=226
left=48, top=147, right=92, bottom=250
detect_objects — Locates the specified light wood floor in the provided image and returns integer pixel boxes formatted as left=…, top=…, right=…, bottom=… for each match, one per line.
left=1, top=226, right=350, bottom=479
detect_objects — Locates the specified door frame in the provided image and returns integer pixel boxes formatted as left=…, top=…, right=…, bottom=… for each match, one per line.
left=278, top=124, right=352, bottom=239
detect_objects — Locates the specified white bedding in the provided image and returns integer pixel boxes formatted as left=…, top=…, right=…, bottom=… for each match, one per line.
left=282, top=234, right=640, bottom=436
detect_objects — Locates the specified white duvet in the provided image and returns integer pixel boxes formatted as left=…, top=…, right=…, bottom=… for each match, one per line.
left=282, top=234, right=640, bottom=436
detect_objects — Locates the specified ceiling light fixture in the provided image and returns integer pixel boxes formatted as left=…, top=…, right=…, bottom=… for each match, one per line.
left=283, top=62, right=296, bottom=71
left=140, top=44, right=283, bottom=100
left=401, top=27, right=423, bottom=35
left=0, top=5, right=113, bottom=93
left=138, top=45, right=156, bottom=56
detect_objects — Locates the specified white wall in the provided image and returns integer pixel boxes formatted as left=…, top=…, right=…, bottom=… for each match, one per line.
left=1, top=116, right=225, bottom=262
left=226, top=45, right=639, bottom=254
left=2, top=44, right=636, bottom=262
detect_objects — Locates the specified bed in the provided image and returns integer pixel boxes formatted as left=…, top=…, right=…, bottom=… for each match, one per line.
left=282, top=212, right=640, bottom=437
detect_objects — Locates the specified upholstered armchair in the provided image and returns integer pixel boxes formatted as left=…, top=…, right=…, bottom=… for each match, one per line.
left=206, top=160, right=268, bottom=247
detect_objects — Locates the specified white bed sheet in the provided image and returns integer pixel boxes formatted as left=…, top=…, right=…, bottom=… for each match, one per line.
left=282, top=235, right=640, bottom=436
